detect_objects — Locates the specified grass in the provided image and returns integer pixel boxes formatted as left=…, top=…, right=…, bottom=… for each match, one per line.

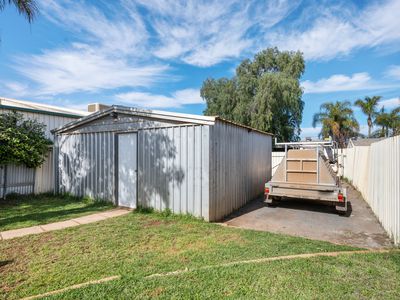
left=0, top=193, right=114, bottom=231
left=51, top=253, right=400, bottom=299
left=0, top=211, right=398, bottom=299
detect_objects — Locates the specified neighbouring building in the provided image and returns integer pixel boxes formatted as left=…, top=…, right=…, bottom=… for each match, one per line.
left=0, top=97, right=89, bottom=196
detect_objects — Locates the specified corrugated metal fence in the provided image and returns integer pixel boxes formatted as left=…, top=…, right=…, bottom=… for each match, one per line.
left=0, top=164, right=35, bottom=197
left=343, top=136, right=400, bottom=244
left=0, top=149, right=54, bottom=197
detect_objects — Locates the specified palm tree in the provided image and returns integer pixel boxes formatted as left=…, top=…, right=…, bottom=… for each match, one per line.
left=393, top=106, right=400, bottom=136
left=374, top=106, right=400, bottom=137
left=312, top=100, right=359, bottom=148
left=354, top=96, right=381, bottom=138
left=374, top=107, right=390, bottom=137
left=0, top=0, right=38, bottom=23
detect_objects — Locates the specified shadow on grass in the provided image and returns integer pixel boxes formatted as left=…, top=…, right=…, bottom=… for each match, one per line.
left=0, top=260, right=14, bottom=269
left=0, top=194, right=113, bottom=231
left=0, top=205, right=112, bottom=230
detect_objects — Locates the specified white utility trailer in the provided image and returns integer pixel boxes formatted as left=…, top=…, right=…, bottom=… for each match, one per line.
left=265, top=140, right=348, bottom=213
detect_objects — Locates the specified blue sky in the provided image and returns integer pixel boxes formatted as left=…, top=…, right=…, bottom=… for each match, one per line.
left=0, top=0, right=399, bottom=137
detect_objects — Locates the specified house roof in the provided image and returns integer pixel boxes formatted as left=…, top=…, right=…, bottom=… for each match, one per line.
left=0, top=97, right=90, bottom=118
left=52, top=105, right=273, bottom=136
left=349, top=138, right=385, bottom=147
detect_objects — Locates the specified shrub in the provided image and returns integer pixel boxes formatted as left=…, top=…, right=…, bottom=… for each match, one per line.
left=0, top=111, right=52, bottom=168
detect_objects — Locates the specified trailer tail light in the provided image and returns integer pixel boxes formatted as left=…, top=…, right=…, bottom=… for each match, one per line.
left=338, top=193, right=344, bottom=202
left=264, top=187, right=270, bottom=195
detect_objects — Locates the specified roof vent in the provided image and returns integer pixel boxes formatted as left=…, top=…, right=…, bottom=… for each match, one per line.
left=88, top=103, right=110, bottom=113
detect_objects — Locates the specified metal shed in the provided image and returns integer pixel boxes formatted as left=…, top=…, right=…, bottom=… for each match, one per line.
left=53, top=105, right=272, bottom=221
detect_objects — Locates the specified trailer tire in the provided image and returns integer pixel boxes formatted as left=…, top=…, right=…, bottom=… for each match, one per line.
left=335, top=203, right=348, bottom=215
left=267, top=196, right=280, bottom=207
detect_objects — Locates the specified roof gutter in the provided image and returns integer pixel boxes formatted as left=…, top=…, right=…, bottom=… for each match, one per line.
left=0, top=104, right=85, bottom=119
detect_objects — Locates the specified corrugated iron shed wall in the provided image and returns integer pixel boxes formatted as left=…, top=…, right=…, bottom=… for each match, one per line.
left=55, top=116, right=184, bottom=203
left=55, top=115, right=272, bottom=221
left=208, top=120, right=272, bottom=221
left=56, top=132, right=115, bottom=202
left=138, top=125, right=209, bottom=219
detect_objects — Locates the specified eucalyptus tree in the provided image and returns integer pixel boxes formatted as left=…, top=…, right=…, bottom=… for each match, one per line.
left=354, top=96, right=381, bottom=137
left=312, top=101, right=359, bottom=148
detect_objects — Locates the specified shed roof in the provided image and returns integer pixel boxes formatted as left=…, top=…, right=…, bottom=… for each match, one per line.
left=53, top=105, right=272, bottom=136
left=0, top=97, right=90, bottom=118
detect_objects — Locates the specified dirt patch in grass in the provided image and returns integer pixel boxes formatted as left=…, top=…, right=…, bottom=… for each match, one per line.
left=142, top=219, right=177, bottom=228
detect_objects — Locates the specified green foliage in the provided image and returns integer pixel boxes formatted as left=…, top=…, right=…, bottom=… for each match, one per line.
left=135, top=205, right=155, bottom=214
left=313, top=101, right=359, bottom=147
left=202, top=47, right=305, bottom=141
left=0, top=111, right=52, bottom=168
left=0, top=0, right=38, bottom=23
left=373, top=105, right=400, bottom=137
left=354, top=96, right=381, bottom=137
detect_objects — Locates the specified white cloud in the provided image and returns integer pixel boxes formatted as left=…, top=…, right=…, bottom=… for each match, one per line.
left=2, top=81, right=29, bottom=96
left=133, top=0, right=300, bottom=67
left=6, top=0, right=400, bottom=102
left=302, top=72, right=392, bottom=94
left=115, top=88, right=202, bottom=108
left=14, top=48, right=168, bottom=95
left=386, top=65, right=400, bottom=80
left=9, top=0, right=168, bottom=96
left=269, top=0, right=400, bottom=60
left=41, top=0, right=147, bottom=55
left=378, top=97, right=400, bottom=109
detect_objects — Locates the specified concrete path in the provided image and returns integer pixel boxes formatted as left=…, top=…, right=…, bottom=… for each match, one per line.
left=0, top=208, right=130, bottom=240
left=224, top=183, right=392, bottom=249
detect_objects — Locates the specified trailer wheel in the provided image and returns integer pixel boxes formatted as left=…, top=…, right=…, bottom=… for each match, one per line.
left=335, top=203, right=348, bottom=215
left=267, top=196, right=280, bottom=207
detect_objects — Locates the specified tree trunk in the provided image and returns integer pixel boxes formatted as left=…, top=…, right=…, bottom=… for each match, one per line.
left=367, top=117, right=372, bottom=138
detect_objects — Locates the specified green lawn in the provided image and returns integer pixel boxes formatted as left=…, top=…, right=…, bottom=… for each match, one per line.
left=0, top=194, right=114, bottom=231
left=0, top=210, right=398, bottom=299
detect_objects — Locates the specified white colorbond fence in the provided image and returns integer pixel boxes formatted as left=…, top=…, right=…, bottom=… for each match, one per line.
left=272, top=152, right=285, bottom=176
left=343, top=136, right=400, bottom=244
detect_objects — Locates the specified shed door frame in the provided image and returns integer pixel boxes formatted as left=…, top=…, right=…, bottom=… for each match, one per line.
left=116, top=131, right=138, bottom=208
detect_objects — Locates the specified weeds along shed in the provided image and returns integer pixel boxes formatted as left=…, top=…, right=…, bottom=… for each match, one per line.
left=53, top=106, right=272, bottom=221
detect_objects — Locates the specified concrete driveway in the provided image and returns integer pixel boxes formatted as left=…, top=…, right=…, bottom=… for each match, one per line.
left=224, top=183, right=392, bottom=249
